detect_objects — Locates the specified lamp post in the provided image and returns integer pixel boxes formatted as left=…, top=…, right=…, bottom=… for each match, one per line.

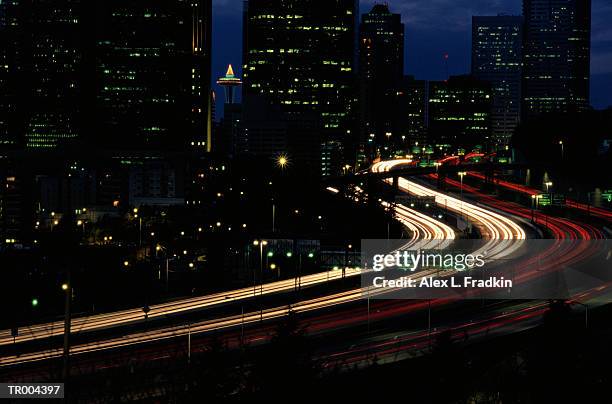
left=458, top=172, right=467, bottom=197
left=558, top=140, right=564, bottom=160
left=545, top=181, right=553, bottom=193
left=458, top=172, right=467, bottom=220
left=62, top=281, right=72, bottom=385
left=253, top=240, right=268, bottom=319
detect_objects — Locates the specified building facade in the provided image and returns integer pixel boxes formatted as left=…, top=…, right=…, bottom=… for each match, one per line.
left=396, top=76, right=428, bottom=149
left=472, top=15, right=523, bottom=147
left=0, top=0, right=83, bottom=149
left=242, top=0, right=358, bottom=175
left=522, top=0, right=591, bottom=120
left=428, top=75, right=492, bottom=151
left=0, top=0, right=212, bottom=152
left=93, top=0, right=212, bottom=151
left=359, top=4, right=404, bottom=160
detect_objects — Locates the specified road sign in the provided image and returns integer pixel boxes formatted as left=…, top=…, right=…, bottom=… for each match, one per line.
left=552, top=193, right=566, bottom=206
left=603, top=190, right=612, bottom=203
left=538, top=194, right=552, bottom=207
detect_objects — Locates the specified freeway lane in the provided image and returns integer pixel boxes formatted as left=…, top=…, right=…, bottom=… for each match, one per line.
left=465, top=171, right=612, bottom=222
left=0, top=179, right=457, bottom=349
left=0, top=267, right=362, bottom=347
left=1, top=160, right=531, bottom=367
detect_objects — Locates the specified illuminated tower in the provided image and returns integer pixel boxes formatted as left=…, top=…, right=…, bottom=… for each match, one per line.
left=216, top=64, right=242, bottom=104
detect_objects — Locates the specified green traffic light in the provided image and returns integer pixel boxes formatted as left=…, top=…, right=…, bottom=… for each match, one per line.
left=308, top=253, right=314, bottom=258
left=31, top=298, right=39, bottom=307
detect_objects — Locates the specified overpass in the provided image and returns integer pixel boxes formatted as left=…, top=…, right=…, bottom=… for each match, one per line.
left=327, top=162, right=529, bottom=186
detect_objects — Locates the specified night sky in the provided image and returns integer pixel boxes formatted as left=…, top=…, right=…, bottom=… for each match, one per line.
left=212, top=0, right=612, bottom=117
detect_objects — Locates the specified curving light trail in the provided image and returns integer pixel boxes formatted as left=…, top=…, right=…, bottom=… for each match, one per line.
left=372, top=160, right=526, bottom=260
left=0, top=267, right=361, bottom=347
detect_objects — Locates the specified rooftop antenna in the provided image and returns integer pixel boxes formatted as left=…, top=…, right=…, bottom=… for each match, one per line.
left=443, top=52, right=449, bottom=81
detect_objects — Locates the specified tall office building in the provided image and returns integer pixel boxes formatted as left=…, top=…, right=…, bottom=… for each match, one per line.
left=428, top=75, right=492, bottom=150
left=522, top=0, right=591, bottom=120
left=242, top=0, right=357, bottom=175
left=359, top=4, right=404, bottom=159
left=0, top=1, right=17, bottom=147
left=0, top=0, right=83, bottom=149
left=0, top=0, right=212, bottom=152
left=395, top=76, right=428, bottom=147
left=93, top=0, right=212, bottom=151
left=472, top=15, right=523, bottom=146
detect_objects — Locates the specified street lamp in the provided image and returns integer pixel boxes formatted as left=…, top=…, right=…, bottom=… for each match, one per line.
left=558, top=140, right=564, bottom=159
left=458, top=172, right=467, bottom=221
left=253, top=240, right=268, bottom=295
left=277, top=154, right=289, bottom=169
left=545, top=181, right=553, bottom=193
left=253, top=239, right=268, bottom=320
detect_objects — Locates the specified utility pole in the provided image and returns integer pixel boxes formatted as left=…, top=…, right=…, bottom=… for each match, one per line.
left=187, top=323, right=191, bottom=364
left=62, top=278, right=72, bottom=392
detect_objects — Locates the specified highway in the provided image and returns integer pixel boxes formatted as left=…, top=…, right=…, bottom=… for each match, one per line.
left=4, top=159, right=601, bottom=373
left=372, top=160, right=526, bottom=261
left=1, top=159, right=527, bottom=366
left=465, top=171, right=612, bottom=222
left=0, top=267, right=363, bottom=347
left=0, top=178, right=457, bottom=349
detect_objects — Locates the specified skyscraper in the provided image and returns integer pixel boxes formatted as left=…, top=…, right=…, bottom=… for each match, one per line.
left=472, top=15, right=523, bottom=146
left=93, top=0, right=212, bottom=151
left=0, top=0, right=213, bottom=152
left=0, top=0, right=17, bottom=147
left=359, top=4, right=404, bottom=160
left=522, top=0, right=591, bottom=120
left=395, top=76, right=428, bottom=147
left=428, top=75, right=492, bottom=150
left=242, top=0, right=357, bottom=175
left=0, top=0, right=83, bottom=149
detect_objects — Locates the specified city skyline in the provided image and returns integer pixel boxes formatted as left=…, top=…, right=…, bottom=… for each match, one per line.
left=212, top=0, right=612, bottom=114
left=1, top=0, right=612, bottom=400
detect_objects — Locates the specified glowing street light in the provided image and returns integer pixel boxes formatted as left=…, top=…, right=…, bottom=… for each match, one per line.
left=277, top=154, right=289, bottom=169
left=253, top=240, right=269, bottom=298
left=61, top=283, right=69, bottom=291
left=545, top=181, right=553, bottom=193
left=458, top=171, right=467, bottom=198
